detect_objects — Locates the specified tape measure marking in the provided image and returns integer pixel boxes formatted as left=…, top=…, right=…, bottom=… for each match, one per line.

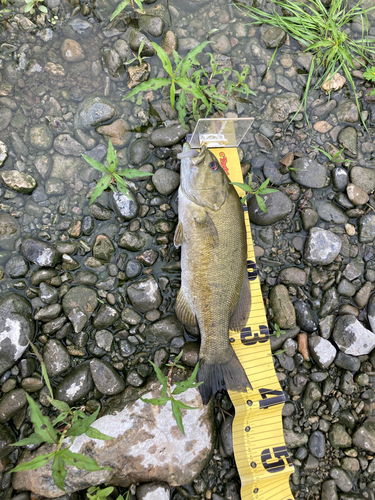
left=211, top=147, right=295, bottom=500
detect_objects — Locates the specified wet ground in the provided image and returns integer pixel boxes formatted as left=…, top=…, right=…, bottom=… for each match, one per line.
left=1, top=0, right=375, bottom=499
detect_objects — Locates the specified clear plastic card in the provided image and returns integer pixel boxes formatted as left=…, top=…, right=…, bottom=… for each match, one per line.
left=189, top=118, right=254, bottom=148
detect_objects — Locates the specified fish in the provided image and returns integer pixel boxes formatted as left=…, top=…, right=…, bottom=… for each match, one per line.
left=174, top=142, right=251, bottom=404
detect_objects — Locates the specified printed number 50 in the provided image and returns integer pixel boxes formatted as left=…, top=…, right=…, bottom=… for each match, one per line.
left=261, top=446, right=292, bottom=473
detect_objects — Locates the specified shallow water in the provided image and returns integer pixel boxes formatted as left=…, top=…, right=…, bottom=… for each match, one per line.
left=1, top=0, right=375, bottom=498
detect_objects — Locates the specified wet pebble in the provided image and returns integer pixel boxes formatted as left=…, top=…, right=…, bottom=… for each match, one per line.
left=89, top=359, right=125, bottom=395
left=55, top=363, right=94, bottom=404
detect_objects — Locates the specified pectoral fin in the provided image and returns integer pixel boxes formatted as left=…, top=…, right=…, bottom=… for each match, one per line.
left=194, top=211, right=219, bottom=248
left=230, top=268, right=251, bottom=332
left=176, top=288, right=197, bottom=327
left=174, top=221, right=185, bottom=248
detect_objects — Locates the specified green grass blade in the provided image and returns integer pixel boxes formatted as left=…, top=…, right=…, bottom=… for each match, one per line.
left=110, top=0, right=130, bottom=21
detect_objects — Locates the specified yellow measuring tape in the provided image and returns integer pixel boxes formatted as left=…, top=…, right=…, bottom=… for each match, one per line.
left=211, top=147, right=295, bottom=500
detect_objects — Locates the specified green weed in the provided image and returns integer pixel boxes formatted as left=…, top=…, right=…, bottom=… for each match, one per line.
left=81, top=140, right=153, bottom=205
left=270, top=323, right=287, bottom=338
left=11, top=341, right=113, bottom=491
left=87, top=485, right=129, bottom=500
left=231, top=176, right=278, bottom=213
left=24, top=0, right=47, bottom=14
left=111, top=0, right=144, bottom=21
left=141, top=351, right=203, bottom=434
left=310, top=145, right=353, bottom=163
left=123, top=41, right=255, bottom=127
left=237, top=0, right=375, bottom=131
left=363, top=65, right=375, bottom=95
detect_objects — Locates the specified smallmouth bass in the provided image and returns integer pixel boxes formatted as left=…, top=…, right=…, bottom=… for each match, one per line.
left=174, top=143, right=251, bottom=404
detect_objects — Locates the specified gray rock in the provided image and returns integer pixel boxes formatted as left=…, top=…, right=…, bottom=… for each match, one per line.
left=62, top=286, right=98, bottom=333
left=278, top=267, right=307, bottom=286
left=269, top=285, right=296, bottom=329
left=22, top=238, right=61, bottom=267
left=121, top=307, right=142, bottom=325
left=138, top=14, right=165, bottom=38
left=5, top=255, right=28, bottom=278
left=13, top=377, right=214, bottom=496
left=92, top=304, right=119, bottom=329
left=92, top=234, right=115, bottom=263
left=343, top=260, right=364, bottom=281
left=316, top=201, right=348, bottom=224
left=74, top=97, right=117, bottom=130
left=329, top=467, right=352, bottom=492
left=112, top=190, right=139, bottom=220
left=150, top=125, right=188, bottom=147
left=29, top=124, right=53, bottom=151
left=127, top=275, right=162, bottom=313
left=333, top=315, right=375, bottom=355
left=0, top=389, right=27, bottom=423
left=45, top=177, right=66, bottom=195
left=129, top=30, right=156, bottom=57
left=0, top=293, right=35, bottom=376
left=39, top=282, right=59, bottom=305
left=350, top=166, right=375, bottom=194
left=337, top=278, right=357, bottom=297
left=90, top=359, right=125, bottom=395
left=321, top=480, right=338, bottom=500
left=265, top=93, right=300, bottom=122
left=309, top=337, right=336, bottom=369
left=284, top=428, right=308, bottom=448
left=331, top=166, right=349, bottom=191
left=125, top=259, right=142, bottom=279
left=220, top=415, right=233, bottom=456
left=368, top=292, right=375, bottom=333
left=34, top=303, right=62, bottom=322
left=335, top=351, right=360, bottom=371
left=358, top=213, right=375, bottom=243
left=136, top=483, right=169, bottom=500
left=294, top=300, right=317, bottom=332
left=336, top=100, right=359, bottom=123
left=129, top=139, right=151, bottom=165
left=0, top=170, right=36, bottom=193
left=144, top=315, right=184, bottom=342
left=319, top=288, right=339, bottom=317
left=0, top=140, right=7, bottom=167
left=301, top=208, right=319, bottom=231
left=302, top=381, right=322, bottom=412
left=0, top=107, right=12, bottom=131
left=0, top=422, right=14, bottom=458
left=304, top=228, right=342, bottom=265
left=352, top=418, right=375, bottom=452
left=43, top=339, right=71, bottom=377
left=309, top=430, right=325, bottom=458
left=102, top=47, right=126, bottom=80
left=95, top=329, right=113, bottom=351
left=329, top=423, right=352, bottom=448
left=290, top=157, right=327, bottom=188
left=338, top=126, right=358, bottom=158
left=55, top=363, right=94, bottom=404
left=261, top=27, right=286, bottom=48
left=54, top=134, right=85, bottom=156
left=247, top=191, right=294, bottom=226
left=119, top=231, right=146, bottom=251
left=152, top=168, right=180, bottom=195
left=0, top=214, right=20, bottom=250
left=211, top=34, right=231, bottom=54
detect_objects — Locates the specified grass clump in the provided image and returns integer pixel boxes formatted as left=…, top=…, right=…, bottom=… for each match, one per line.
left=24, top=0, right=48, bottom=14
left=110, top=0, right=144, bottom=21
left=81, top=139, right=153, bottom=205
left=11, top=341, right=113, bottom=491
left=237, top=0, right=375, bottom=130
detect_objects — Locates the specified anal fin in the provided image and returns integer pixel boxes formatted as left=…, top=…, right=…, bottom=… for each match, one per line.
left=176, top=289, right=197, bottom=327
left=230, top=268, right=251, bottom=332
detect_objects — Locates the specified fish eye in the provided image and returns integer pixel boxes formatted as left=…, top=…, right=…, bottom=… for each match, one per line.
left=210, top=161, right=219, bottom=171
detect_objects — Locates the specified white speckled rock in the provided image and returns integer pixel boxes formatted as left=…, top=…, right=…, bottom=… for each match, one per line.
left=13, top=378, right=214, bottom=498
left=0, top=293, right=35, bottom=376
left=308, top=336, right=336, bottom=369
left=136, top=483, right=170, bottom=500
left=304, top=227, right=342, bottom=265
left=333, top=315, right=375, bottom=356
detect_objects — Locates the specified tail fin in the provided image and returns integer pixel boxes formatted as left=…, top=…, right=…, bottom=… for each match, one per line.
left=197, top=345, right=251, bottom=405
